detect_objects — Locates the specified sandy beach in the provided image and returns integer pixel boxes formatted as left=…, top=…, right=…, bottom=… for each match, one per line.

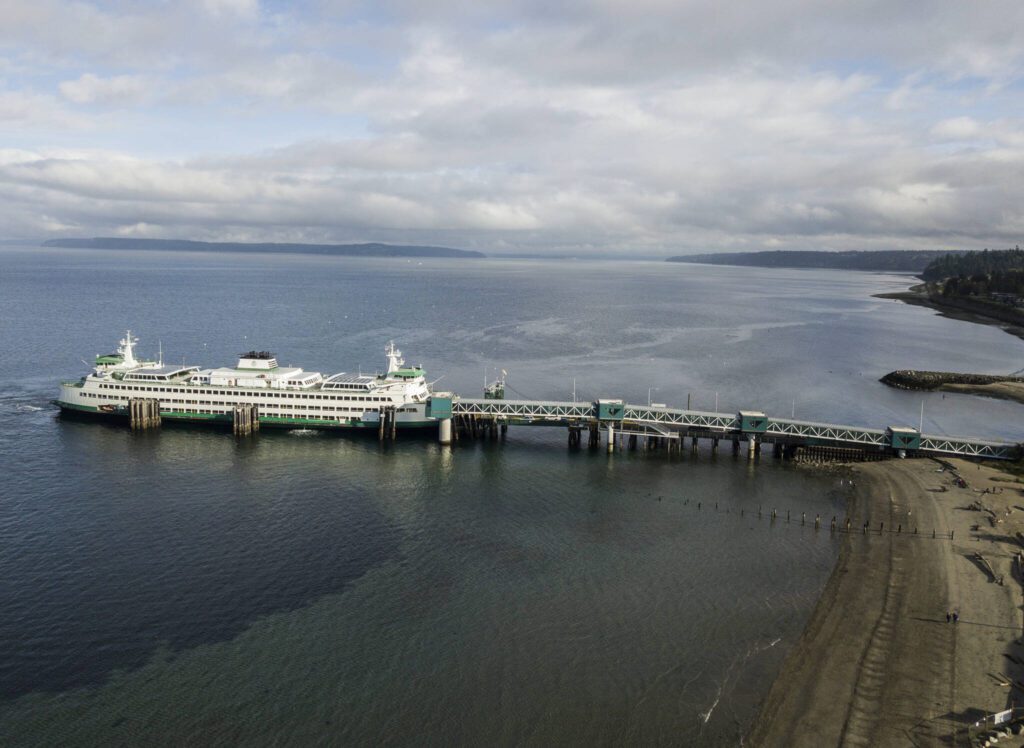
left=941, top=382, right=1024, bottom=407
left=749, top=457, right=1024, bottom=747
left=876, top=288, right=1024, bottom=343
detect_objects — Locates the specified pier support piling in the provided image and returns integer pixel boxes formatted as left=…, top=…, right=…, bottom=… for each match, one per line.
left=378, top=406, right=397, bottom=442
left=130, top=399, right=162, bottom=430
left=438, top=417, right=452, bottom=445
left=232, top=404, right=258, bottom=437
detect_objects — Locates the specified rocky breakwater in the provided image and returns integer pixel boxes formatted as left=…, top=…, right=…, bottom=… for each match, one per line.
left=881, top=370, right=1024, bottom=406
left=880, top=370, right=1024, bottom=390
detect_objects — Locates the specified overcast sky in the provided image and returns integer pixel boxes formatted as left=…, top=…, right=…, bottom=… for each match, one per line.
left=2, top=0, right=1023, bottom=254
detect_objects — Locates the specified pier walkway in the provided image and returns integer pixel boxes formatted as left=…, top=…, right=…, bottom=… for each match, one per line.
left=438, top=397, right=1019, bottom=461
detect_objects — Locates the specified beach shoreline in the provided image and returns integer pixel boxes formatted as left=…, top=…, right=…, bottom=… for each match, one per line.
left=748, top=457, right=1024, bottom=747
left=940, top=381, right=1024, bottom=406
left=875, top=286, right=1024, bottom=342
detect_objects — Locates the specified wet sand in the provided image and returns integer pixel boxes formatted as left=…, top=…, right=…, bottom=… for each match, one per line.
left=941, top=382, right=1024, bottom=407
left=876, top=289, right=1024, bottom=342
left=749, top=458, right=1024, bottom=747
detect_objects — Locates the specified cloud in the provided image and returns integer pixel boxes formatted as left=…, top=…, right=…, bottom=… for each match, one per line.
left=931, top=117, right=982, bottom=141
left=0, top=89, right=87, bottom=127
left=0, top=1, right=1023, bottom=252
left=200, top=0, right=259, bottom=20
left=59, top=73, right=149, bottom=105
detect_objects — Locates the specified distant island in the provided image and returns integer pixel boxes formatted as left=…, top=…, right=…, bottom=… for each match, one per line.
left=666, top=250, right=958, bottom=273
left=42, top=237, right=485, bottom=259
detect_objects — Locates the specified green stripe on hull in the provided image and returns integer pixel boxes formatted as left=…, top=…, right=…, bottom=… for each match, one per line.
left=56, top=401, right=104, bottom=414
left=255, top=416, right=436, bottom=430
left=160, top=411, right=230, bottom=422
left=56, top=401, right=437, bottom=431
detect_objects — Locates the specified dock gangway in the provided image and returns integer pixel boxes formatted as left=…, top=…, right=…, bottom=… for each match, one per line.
left=448, top=398, right=1019, bottom=460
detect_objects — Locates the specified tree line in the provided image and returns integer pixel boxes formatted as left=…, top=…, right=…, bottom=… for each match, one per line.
left=921, top=246, right=1024, bottom=282
left=919, top=246, right=1024, bottom=301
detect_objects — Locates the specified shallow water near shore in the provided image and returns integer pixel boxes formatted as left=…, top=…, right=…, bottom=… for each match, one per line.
left=0, top=248, right=1021, bottom=744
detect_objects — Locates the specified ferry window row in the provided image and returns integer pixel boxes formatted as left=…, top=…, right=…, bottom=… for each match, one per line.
left=97, top=384, right=395, bottom=402
left=83, top=392, right=416, bottom=413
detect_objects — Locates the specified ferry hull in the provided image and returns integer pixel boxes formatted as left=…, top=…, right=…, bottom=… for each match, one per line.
left=55, top=400, right=438, bottom=432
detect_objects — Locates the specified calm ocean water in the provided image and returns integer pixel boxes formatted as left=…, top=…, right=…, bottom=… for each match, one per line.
left=1, top=247, right=1021, bottom=745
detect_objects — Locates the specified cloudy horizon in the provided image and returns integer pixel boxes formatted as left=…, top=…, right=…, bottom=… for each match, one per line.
left=2, top=0, right=1023, bottom=255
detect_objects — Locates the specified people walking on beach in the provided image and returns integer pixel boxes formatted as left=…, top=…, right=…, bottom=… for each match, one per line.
left=946, top=612, right=951, bottom=623
left=953, top=611, right=959, bottom=624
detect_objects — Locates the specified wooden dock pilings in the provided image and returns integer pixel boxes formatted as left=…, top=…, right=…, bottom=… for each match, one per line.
left=685, top=496, right=955, bottom=540
left=378, top=406, right=397, bottom=442
left=232, top=404, right=259, bottom=436
left=437, top=416, right=927, bottom=464
left=449, top=414, right=508, bottom=443
left=129, top=399, right=161, bottom=430
left=793, top=445, right=887, bottom=463
left=563, top=426, right=892, bottom=464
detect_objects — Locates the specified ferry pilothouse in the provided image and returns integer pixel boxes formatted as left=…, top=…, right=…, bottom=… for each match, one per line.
left=56, top=332, right=442, bottom=431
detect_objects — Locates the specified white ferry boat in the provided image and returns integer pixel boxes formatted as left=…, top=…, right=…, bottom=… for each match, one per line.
left=56, top=332, right=442, bottom=431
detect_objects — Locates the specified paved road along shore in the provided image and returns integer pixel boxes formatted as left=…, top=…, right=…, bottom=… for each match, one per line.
left=749, top=458, right=1024, bottom=747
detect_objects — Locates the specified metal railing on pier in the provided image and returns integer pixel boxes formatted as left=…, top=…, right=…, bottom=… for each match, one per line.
left=448, top=398, right=1020, bottom=460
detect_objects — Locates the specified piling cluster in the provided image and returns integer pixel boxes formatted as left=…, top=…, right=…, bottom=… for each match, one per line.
left=129, top=399, right=161, bottom=430
left=442, top=416, right=917, bottom=466
left=793, top=445, right=888, bottom=464
left=558, top=425, right=887, bottom=464
left=450, top=414, right=507, bottom=442
left=232, top=404, right=259, bottom=436
left=378, top=406, right=398, bottom=442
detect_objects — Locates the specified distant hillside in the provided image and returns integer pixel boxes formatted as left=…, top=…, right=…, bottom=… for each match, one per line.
left=42, top=237, right=485, bottom=259
left=666, top=250, right=959, bottom=273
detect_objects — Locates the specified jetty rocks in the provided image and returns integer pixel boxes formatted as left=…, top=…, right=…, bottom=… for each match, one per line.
left=880, top=370, right=1024, bottom=390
